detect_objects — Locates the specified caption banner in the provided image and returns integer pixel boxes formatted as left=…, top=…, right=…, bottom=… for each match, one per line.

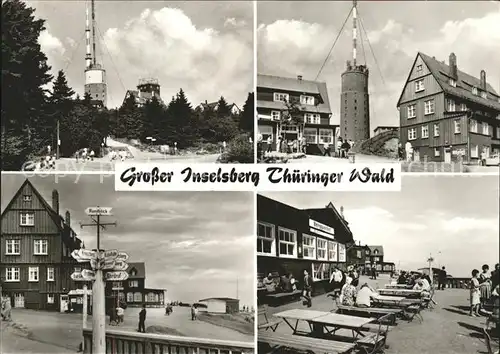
left=114, top=163, right=401, bottom=192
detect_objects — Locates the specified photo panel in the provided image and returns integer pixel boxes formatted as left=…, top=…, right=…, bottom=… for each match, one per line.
left=1, top=0, right=255, bottom=172
left=256, top=175, right=499, bottom=353
left=0, top=174, right=255, bottom=352
left=256, top=1, right=500, bottom=174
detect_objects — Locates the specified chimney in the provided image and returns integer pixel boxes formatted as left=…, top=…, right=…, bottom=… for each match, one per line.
left=205, top=100, right=208, bottom=104
left=65, top=211, right=71, bottom=227
left=52, top=190, right=59, bottom=215
left=480, top=70, right=486, bottom=90
left=297, top=75, right=302, bottom=81
left=340, top=206, right=344, bottom=218
left=449, top=53, right=457, bottom=79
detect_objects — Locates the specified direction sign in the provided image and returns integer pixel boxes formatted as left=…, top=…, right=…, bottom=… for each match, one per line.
left=85, top=207, right=113, bottom=216
left=100, top=249, right=119, bottom=260
left=101, top=259, right=116, bottom=270
left=112, top=260, right=128, bottom=271
left=90, top=259, right=99, bottom=270
left=81, top=269, right=96, bottom=279
left=116, top=252, right=129, bottom=262
left=71, top=272, right=85, bottom=281
left=78, top=249, right=97, bottom=260
left=104, top=271, right=129, bottom=281
left=72, top=249, right=93, bottom=263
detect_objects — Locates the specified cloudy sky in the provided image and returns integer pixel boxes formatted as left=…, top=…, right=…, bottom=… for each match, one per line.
left=261, top=175, right=499, bottom=277
left=30, top=0, right=253, bottom=108
left=1, top=175, right=254, bottom=307
left=258, top=1, right=500, bottom=135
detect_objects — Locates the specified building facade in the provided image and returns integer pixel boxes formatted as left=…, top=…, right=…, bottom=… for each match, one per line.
left=341, top=62, right=371, bottom=142
left=364, top=246, right=395, bottom=274
left=123, top=78, right=164, bottom=107
left=198, top=297, right=239, bottom=314
left=257, top=74, right=337, bottom=155
left=397, top=52, right=500, bottom=163
left=0, top=180, right=90, bottom=311
left=198, top=101, right=241, bottom=116
left=257, top=195, right=354, bottom=296
left=105, top=262, right=165, bottom=309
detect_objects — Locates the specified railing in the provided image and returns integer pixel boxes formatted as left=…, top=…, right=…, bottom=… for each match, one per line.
left=83, top=328, right=254, bottom=354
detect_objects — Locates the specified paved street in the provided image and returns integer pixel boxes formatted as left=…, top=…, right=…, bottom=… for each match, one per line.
left=261, top=274, right=495, bottom=354
left=1, top=306, right=253, bottom=353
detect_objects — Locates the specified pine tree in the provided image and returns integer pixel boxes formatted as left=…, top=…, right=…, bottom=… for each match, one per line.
left=52, top=70, right=75, bottom=104
left=1, top=0, right=53, bottom=170
left=215, top=96, right=232, bottom=118
left=142, top=96, right=164, bottom=142
left=239, top=92, right=254, bottom=134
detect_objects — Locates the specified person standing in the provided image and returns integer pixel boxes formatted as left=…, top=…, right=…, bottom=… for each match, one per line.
left=336, top=138, right=343, bottom=157
left=479, top=264, right=492, bottom=309
left=138, top=304, right=146, bottom=333
left=191, top=304, right=197, bottom=320
left=323, top=141, right=331, bottom=157
left=438, top=266, right=447, bottom=290
left=302, top=269, right=313, bottom=308
left=266, top=136, right=273, bottom=153
left=470, top=269, right=481, bottom=317
left=116, top=305, right=124, bottom=325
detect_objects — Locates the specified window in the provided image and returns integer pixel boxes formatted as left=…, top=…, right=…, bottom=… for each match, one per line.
left=112, top=281, right=123, bottom=288
left=312, top=263, right=330, bottom=281
left=497, top=127, right=500, bottom=138
left=302, top=234, right=316, bottom=259
left=127, top=292, right=134, bottom=302
left=300, top=95, right=314, bottom=105
left=447, top=99, right=455, bottom=112
left=481, top=91, right=487, bottom=99
left=434, top=148, right=440, bottom=157
left=471, top=144, right=479, bottom=158
left=257, top=222, right=275, bottom=255
left=416, top=64, right=423, bottom=73
left=424, top=99, right=435, bottom=115
left=273, top=93, right=289, bottom=102
left=461, top=103, right=467, bottom=111
left=271, top=111, right=281, bottom=121
left=470, top=119, right=478, bottom=133
left=374, top=257, right=380, bottom=262
left=5, top=267, right=20, bottom=282
left=134, top=292, right=142, bottom=302
left=278, top=227, right=297, bottom=257
left=319, top=129, right=334, bottom=144
left=282, top=125, right=298, bottom=132
left=304, top=113, right=320, bottom=124
left=23, top=195, right=32, bottom=202
left=407, top=104, right=416, bottom=118
left=328, top=241, right=338, bottom=261
left=6, top=240, right=20, bottom=255
left=47, top=294, right=54, bottom=304
left=472, top=87, right=478, bottom=95
left=482, top=122, right=489, bottom=135
left=147, top=293, right=156, bottom=302
left=303, top=128, right=318, bottom=144
left=421, top=125, right=429, bottom=138
left=34, top=240, right=48, bottom=255
left=415, top=80, right=424, bottom=92
left=454, top=120, right=461, bottom=134
left=259, top=125, right=273, bottom=141
left=20, top=212, right=34, bottom=226
left=29, top=267, right=39, bottom=282
left=408, top=128, right=417, bottom=141
left=47, top=267, right=55, bottom=281
left=317, top=239, right=327, bottom=260
left=74, top=266, right=81, bottom=273
left=129, top=280, right=139, bottom=288
left=433, top=123, right=440, bottom=137
left=449, top=78, right=456, bottom=87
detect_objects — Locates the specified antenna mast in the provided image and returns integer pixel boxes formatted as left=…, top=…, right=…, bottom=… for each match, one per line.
left=91, top=0, right=97, bottom=66
left=85, top=2, right=91, bottom=68
left=352, top=0, right=358, bottom=67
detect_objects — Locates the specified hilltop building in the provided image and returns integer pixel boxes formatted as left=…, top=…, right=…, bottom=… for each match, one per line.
left=197, top=101, right=241, bottom=115
left=123, top=78, right=164, bottom=107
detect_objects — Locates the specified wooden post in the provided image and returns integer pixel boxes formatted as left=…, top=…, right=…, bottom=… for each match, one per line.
left=92, top=270, right=106, bottom=354
left=83, top=285, right=88, bottom=329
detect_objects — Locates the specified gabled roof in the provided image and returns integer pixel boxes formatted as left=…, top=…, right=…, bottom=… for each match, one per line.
left=199, top=297, right=239, bottom=302
left=257, top=74, right=332, bottom=115
left=398, top=52, right=500, bottom=111
left=374, top=126, right=398, bottom=132
left=124, top=90, right=165, bottom=107
left=127, top=262, right=146, bottom=279
left=0, top=179, right=82, bottom=250
left=368, top=245, right=384, bottom=256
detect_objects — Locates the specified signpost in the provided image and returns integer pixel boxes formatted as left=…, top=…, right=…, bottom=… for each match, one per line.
left=104, top=271, right=129, bottom=282
left=81, top=269, right=96, bottom=280
left=112, top=260, right=128, bottom=271
left=85, top=207, right=113, bottom=216
left=116, top=252, right=129, bottom=262
left=71, top=272, right=85, bottom=281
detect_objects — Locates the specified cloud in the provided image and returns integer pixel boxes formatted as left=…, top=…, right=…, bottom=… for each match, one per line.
left=224, top=17, right=247, bottom=28
left=102, top=7, right=252, bottom=107
left=257, top=8, right=500, bottom=133
left=39, top=28, right=65, bottom=56
left=441, top=217, right=498, bottom=234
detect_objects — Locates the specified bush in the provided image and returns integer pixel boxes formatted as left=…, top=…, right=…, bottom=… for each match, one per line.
left=219, top=133, right=254, bottom=163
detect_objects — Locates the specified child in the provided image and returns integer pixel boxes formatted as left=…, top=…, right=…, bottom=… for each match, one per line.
left=290, top=273, right=297, bottom=291
left=470, top=269, right=481, bottom=317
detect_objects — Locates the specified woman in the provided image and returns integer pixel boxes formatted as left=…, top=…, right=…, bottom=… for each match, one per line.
left=470, top=269, right=481, bottom=317
left=341, top=278, right=358, bottom=306
left=479, top=264, right=492, bottom=308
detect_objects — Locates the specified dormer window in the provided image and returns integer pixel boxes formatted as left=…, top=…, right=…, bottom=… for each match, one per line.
left=472, top=87, right=478, bottom=95
left=447, top=99, right=455, bottom=112
left=300, top=95, right=314, bottom=105
left=23, top=195, right=32, bottom=202
left=374, top=249, right=379, bottom=254
left=273, top=93, right=289, bottom=103
left=480, top=91, right=487, bottom=99
left=130, top=269, right=137, bottom=276
left=449, top=79, right=456, bottom=87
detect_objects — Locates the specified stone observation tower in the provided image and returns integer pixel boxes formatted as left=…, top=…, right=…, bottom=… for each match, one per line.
left=84, top=0, right=107, bottom=107
left=137, top=78, right=161, bottom=101
left=340, top=0, right=370, bottom=142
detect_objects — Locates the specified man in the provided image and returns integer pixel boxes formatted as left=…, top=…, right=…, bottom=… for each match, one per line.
left=138, top=304, right=146, bottom=333
left=303, top=269, right=313, bottom=308
left=336, top=138, right=343, bottom=157
left=323, top=141, right=331, bottom=157
left=438, top=266, right=447, bottom=290
left=356, top=283, right=378, bottom=308
left=280, top=273, right=292, bottom=293
left=263, top=273, right=276, bottom=293
left=329, top=267, right=343, bottom=297
left=266, top=136, right=273, bottom=153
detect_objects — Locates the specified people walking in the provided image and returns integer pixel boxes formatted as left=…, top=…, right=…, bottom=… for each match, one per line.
left=138, top=304, right=146, bottom=333
left=438, top=266, right=447, bottom=290
left=323, top=141, right=331, bottom=157
left=302, top=269, right=313, bottom=308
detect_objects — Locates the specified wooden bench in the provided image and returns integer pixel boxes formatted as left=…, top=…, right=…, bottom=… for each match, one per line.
left=266, top=289, right=302, bottom=306
left=356, top=313, right=392, bottom=354
left=258, top=307, right=282, bottom=332
left=258, top=331, right=356, bottom=354
left=335, top=305, right=401, bottom=325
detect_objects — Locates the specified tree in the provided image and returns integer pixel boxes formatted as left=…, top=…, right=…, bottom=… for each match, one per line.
left=51, top=70, right=75, bottom=106
left=278, top=98, right=304, bottom=149
left=1, top=0, right=53, bottom=170
left=239, top=92, right=254, bottom=134
left=141, top=96, right=164, bottom=142
left=215, top=96, right=231, bottom=118
left=116, top=93, right=142, bottom=139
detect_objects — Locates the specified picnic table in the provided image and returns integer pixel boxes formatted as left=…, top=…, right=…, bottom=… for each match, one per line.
left=385, top=284, right=413, bottom=289
left=336, top=304, right=402, bottom=325
left=377, top=288, right=422, bottom=298
left=258, top=331, right=356, bottom=354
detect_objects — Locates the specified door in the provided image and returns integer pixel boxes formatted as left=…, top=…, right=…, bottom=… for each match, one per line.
left=413, top=149, right=420, bottom=162
left=60, top=295, right=69, bottom=313
left=444, top=149, right=451, bottom=163
left=14, top=293, right=25, bottom=308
